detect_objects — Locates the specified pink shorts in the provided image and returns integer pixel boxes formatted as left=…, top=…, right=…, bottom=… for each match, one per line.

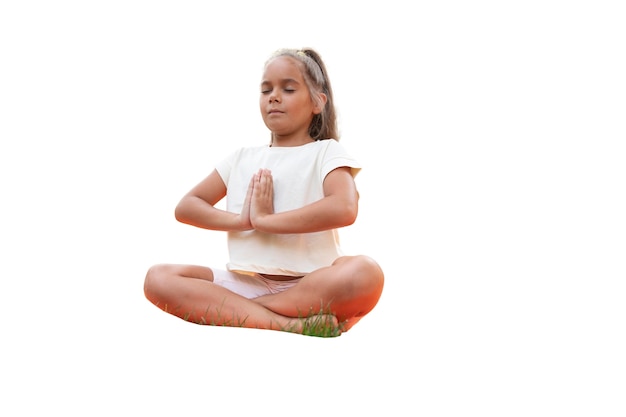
left=212, top=269, right=302, bottom=299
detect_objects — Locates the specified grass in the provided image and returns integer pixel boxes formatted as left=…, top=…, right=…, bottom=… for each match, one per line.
left=296, top=311, right=343, bottom=338
left=166, top=301, right=343, bottom=338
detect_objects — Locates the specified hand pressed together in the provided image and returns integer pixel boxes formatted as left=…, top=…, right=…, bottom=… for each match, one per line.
left=248, top=168, right=275, bottom=228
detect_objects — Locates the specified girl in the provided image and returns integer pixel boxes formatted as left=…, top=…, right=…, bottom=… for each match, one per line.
left=144, top=48, right=384, bottom=337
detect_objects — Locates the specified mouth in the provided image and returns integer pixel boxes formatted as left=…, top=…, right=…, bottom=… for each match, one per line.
left=268, top=108, right=284, bottom=115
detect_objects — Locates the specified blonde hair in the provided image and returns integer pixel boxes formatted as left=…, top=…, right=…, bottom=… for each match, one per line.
left=265, top=48, right=339, bottom=141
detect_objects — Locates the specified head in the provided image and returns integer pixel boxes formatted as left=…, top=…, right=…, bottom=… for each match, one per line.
left=262, top=48, right=339, bottom=142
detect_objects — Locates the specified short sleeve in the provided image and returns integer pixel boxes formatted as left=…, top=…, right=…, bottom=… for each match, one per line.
left=320, top=139, right=362, bottom=180
left=214, top=148, right=241, bottom=186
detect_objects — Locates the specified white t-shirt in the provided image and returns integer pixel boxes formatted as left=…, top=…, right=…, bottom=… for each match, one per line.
left=215, top=139, right=361, bottom=276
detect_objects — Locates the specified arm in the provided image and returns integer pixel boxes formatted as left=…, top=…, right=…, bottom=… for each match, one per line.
left=250, top=166, right=359, bottom=234
left=174, top=169, right=254, bottom=231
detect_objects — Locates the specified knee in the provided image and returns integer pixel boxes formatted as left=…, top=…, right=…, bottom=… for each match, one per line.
left=144, top=264, right=172, bottom=301
left=345, top=255, right=385, bottom=296
left=331, top=256, right=384, bottom=321
left=359, top=255, right=384, bottom=292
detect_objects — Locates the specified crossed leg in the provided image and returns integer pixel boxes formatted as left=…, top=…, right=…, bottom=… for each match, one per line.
left=143, top=255, right=384, bottom=335
left=252, top=255, right=384, bottom=331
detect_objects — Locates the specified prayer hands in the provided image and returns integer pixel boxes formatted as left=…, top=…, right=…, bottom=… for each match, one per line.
left=243, top=168, right=274, bottom=229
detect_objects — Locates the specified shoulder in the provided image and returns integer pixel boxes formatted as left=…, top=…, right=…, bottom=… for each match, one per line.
left=311, top=138, right=350, bottom=156
left=316, top=139, right=362, bottom=177
left=317, top=138, right=355, bottom=158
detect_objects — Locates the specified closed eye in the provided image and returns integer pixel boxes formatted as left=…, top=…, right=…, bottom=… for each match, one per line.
left=260, top=78, right=301, bottom=94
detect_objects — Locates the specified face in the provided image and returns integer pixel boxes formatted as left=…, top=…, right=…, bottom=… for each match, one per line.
left=260, top=56, right=322, bottom=142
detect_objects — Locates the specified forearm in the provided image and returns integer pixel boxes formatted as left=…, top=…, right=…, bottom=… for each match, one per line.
left=175, top=196, right=251, bottom=231
left=252, top=196, right=357, bottom=234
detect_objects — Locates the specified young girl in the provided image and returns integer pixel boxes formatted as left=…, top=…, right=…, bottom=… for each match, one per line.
left=144, top=48, right=384, bottom=336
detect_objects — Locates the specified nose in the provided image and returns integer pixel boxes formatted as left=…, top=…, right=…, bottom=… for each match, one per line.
left=269, top=89, right=280, bottom=103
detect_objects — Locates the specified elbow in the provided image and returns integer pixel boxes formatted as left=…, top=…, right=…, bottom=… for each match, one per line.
left=174, top=206, right=183, bottom=223
left=174, top=204, right=186, bottom=223
left=174, top=199, right=192, bottom=224
left=336, top=189, right=359, bottom=227
left=346, top=208, right=358, bottom=226
left=339, top=203, right=358, bottom=227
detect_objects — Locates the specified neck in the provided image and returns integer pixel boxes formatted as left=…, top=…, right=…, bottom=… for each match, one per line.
left=270, top=134, right=315, bottom=147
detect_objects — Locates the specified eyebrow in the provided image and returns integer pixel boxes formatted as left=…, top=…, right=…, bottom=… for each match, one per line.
left=260, top=78, right=301, bottom=86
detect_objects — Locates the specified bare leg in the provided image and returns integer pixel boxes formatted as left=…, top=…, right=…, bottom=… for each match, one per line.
left=143, top=264, right=328, bottom=333
left=252, top=255, right=385, bottom=332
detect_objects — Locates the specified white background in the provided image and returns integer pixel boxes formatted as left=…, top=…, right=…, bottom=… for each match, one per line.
left=1, top=1, right=624, bottom=416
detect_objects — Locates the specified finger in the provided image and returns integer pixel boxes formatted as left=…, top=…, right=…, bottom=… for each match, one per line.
left=247, top=175, right=255, bottom=195
left=260, top=169, right=272, bottom=184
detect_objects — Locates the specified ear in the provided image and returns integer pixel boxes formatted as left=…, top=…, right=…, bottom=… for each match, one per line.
left=313, top=93, right=327, bottom=115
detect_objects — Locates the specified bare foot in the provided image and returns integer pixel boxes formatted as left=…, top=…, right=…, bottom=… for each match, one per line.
left=283, top=313, right=342, bottom=337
